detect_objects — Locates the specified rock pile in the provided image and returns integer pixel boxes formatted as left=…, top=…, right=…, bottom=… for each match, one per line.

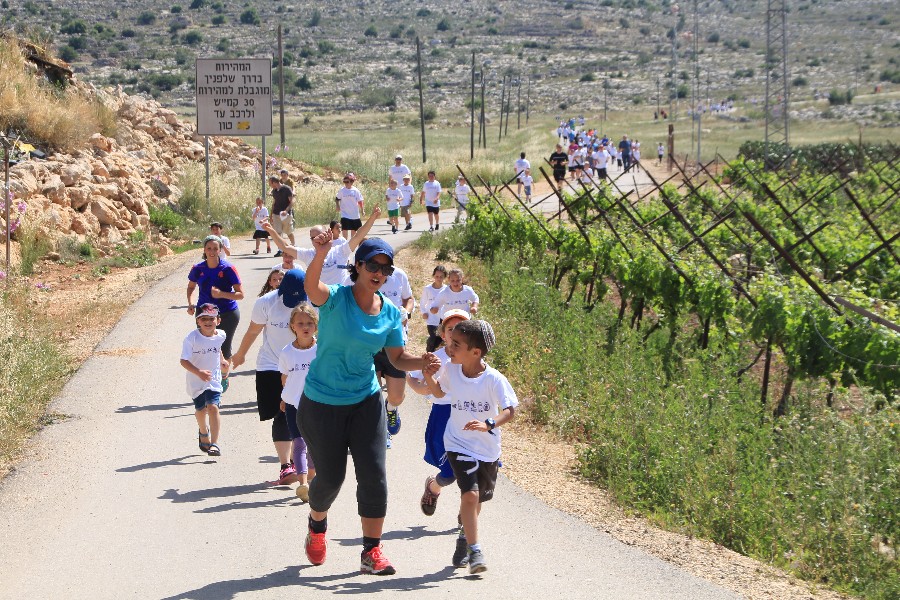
left=1, top=84, right=324, bottom=255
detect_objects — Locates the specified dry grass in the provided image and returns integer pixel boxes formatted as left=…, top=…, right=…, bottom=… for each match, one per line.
left=0, top=35, right=116, bottom=151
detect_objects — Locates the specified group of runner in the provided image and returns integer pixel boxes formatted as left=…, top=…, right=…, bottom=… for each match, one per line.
left=179, top=158, right=517, bottom=577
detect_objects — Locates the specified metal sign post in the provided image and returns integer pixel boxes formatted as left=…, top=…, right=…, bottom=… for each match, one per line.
left=204, top=135, right=210, bottom=216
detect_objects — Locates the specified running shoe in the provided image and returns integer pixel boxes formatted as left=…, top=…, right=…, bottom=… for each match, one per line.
left=420, top=476, right=439, bottom=516
left=404, top=223, right=412, bottom=231
left=428, top=227, right=434, bottom=232
left=360, top=544, right=396, bottom=575
left=452, top=537, right=469, bottom=568
left=435, top=224, right=440, bottom=230
left=467, top=548, right=487, bottom=574
left=278, top=462, right=300, bottom=485
left=295, top=483, right=309, bottom=502
left=391, top=226, right=397, bottom=234
left=305, top=528, right=327, bottom=565
left=274, top=250, right=283, bottom=257
left=386, top=404, right=401, bottom=435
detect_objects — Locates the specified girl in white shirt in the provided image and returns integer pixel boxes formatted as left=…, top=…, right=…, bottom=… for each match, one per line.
left=278, top=303, right=319, bottom=501
left=429, top=268, right=479, bottom=319
left=420, top=265, right=447, bottom=351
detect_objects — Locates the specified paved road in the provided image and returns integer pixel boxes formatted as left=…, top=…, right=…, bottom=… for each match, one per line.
left=0, top=211, right=738, bottom=599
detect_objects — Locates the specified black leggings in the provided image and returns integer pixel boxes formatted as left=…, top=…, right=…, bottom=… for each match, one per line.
left=218, top=308, right=240, bottom=359
left=426, top=325, right=442, bottom=353
left=298, top=391, right=387, bottom=519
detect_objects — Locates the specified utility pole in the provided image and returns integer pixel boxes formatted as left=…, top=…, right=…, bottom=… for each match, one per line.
left=517, top=75, right=522, bottom=129
left=480, top=72, right=487, bottom=148
left=278, top=24, right=285, bottom=147
left=504, top=77, right=511, bottom=137
left=525, top=77, right=531, bottom=124
left=603, top=78, right=609, bottom=123
left=764, top=0, right=790, bottom=168
left=498, top=75, right=506, bottom=143
left=656, top=75, right=660, bottom=119
left=470, top=52, right=475, bottom=160
left=416, top=37, right=427, bottom=163
left=691, top=0, right=699, bottom=158
left=670, top=3, right=679, bottom=125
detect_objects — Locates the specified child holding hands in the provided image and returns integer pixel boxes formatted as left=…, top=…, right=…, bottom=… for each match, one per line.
left=180, top=303, right=230, bottom=456
left=423, top=319, right=517, bottom=575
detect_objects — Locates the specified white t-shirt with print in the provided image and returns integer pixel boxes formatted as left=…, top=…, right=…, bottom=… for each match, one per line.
left=253, top=206, right=270, bottom=231
left=181, top=329, right=226, bottom=398
left=521, top=175, right=534, bottom=190
left=431, top=285, right=479, bottom=319
left=336, top=186, right=363, bottom=219
left=439, top=362, right=519, bottom=462
left=292, top=241, right=352, bottom=286
left=398, top=183, right=415, bottom=207
left=420, top=283, right=446, bottom=327
left=250, top=290, right=298, bottom=372
left=454, top=184, right=470, bottom=206
left=278, top=342, right=317, bottom=408
left=385, top=187, right=403, bottom=211
left=389, top=164, right=411, bottom=186
left=422, top=180, right=442, bottom=207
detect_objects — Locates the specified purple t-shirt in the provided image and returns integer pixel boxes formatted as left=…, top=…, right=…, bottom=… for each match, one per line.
left=188, top=260, right=242, bottom=313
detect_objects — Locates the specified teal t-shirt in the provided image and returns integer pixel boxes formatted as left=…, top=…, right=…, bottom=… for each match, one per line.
left=304, top=284, right=405, bottom=405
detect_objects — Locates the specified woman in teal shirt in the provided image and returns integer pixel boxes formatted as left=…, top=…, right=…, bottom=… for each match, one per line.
left=299, top=230, right=438, bottom=576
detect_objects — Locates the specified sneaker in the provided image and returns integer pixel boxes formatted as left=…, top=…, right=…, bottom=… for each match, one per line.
left=386, top=220, right=392, bottom=226
left=420, top=476, right=439, bottom=516
left=360, top=544, right=396, bottom=575
left=305, top=529, right=327, bottom=565
left=386, top=434, right=392, bottom=449
left=435, top=224, right=440, bottom=230
left=391, top=226, right=397, bottom=234
left=404, top=223, right=412, bottom=231
left=278, top=463, right=300, bottom=485
left=428, top=227, right=434, bottom=232
left=386, top=404, right=401, bottom=435
left=295, top=483, right=309, bottom=502
left=467, top=548, right=487, bottom=574
left=452, top=537, right=469, bottom=568
left=274, top=250, right=283, bottom=257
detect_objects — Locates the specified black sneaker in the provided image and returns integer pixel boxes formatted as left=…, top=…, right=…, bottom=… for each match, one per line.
left=274, top=250, right=283, bottom=257
left=435, top=224, right=440, bottom=230
left=391, top=226, right=397, bottom=234
left=404, top=223, right=412, bottom=231
left=452, top=537, right=469, bottom=568
left=386, top=220, right=392, bottom=226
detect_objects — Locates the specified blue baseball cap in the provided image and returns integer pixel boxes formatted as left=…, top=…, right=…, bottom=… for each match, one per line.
left=355, top=238, right=394, bottom=264
left=278, top=269, right=307, bottom=308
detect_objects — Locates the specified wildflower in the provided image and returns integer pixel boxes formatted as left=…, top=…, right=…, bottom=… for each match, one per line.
left=275, top=144, right=281, bottom=153
left=0, top=270, right=6, bottom=280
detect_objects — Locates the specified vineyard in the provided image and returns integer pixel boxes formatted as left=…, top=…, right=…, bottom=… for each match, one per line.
left=443, top=146, right=899, bottom=597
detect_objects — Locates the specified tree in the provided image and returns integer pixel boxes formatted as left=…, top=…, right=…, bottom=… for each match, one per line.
left=295, top=74, right=312, bottom=91
left=137, top=12, right=156, bottom=25
left=183, top=30, right=202, bottom=45
left=189, top=0, right=205, bottom=8
left=436, top=18, right=450, bottom=31
left=58, top=45, right=78, bottom=62
left=239, top=8, right=260, bottom=25
left=60, top=19, right=87, bottom=34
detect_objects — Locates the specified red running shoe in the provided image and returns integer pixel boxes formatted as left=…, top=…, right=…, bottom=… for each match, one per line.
left=305, top=529, right=327, bottom=565
left=360, top=544, right=396, bottom=575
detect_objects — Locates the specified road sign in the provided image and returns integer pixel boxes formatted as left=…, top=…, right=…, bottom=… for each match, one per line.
left=195, top=58, right=273, bottom=136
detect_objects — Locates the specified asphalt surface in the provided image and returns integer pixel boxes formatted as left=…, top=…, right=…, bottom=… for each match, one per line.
left=0, top=207, right=738, bottom=599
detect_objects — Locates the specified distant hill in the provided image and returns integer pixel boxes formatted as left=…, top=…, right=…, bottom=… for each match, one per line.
left=3, top=0, right=898, bottom=116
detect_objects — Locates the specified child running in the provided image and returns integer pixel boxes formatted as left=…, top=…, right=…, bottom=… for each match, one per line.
left=429, top=268, right=479, bottom=319
left=259, top=267, right=285, bottom=297
left=406, top=309, right=470, bottom=519
left=279, top=303, right=319, bottom=502
left=423, top=320, right=518, bottom=574
left=384, top=179, right=403, bottom=234
left=252, top=197, right=272, bottom=255
left=420, top=265, right=448, bottom=352
left=398, top=174, right=415, bottom=231
left=452, top=175, right=470, bottom=224
left=180, top=303, right=229, bottom=457
left=521, top=168, right=534, bottom=204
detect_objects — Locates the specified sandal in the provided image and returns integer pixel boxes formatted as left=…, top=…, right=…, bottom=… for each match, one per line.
left=198, top=431, right=211, bottom=453
left=207, top=443, right=221, bottom=456
left=221, top=374, right=230, bottom=394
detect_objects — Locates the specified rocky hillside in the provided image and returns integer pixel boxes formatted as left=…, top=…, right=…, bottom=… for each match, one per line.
left=2, top=80, right=323, bottom=260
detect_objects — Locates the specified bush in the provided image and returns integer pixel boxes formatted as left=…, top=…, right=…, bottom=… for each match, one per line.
left=580, top=73, right=595, bottom=82
left=737, top=38, right=751, bottom=48
left=60, top=19, right=87, bottom=35
left=170, top=5, right=182, bottom=13
left=121, top=28, right=136, bottom=38
left=182, top=30, right=202, bottom=45
left=239, top=8, right=260, bottom=25
left=57, top=45, right=78, bottom=62
left=828, top=88, right=853, bottom=105
left=364, top=25, right=377, bottom=38
left=416, top=8, right=431, bottom=17
left=136, top=11, right=156, bottom=25
left=792, top=76, right=808, bottom=87
left=295, top=73, right=312, bottom=91
left=422, top=106, right=437, bottom=122
left=360, top=87, right=397, bottom=108
left=307, top=8, right=321, bottom=27
left=706, top=32, right=720, bottom=44
left=211, top=15, right=225, bottom=25
left=148, top=203, right=183, bottom=235
left=436, top=18, right=450, bottom=32
left=189, top=0, right=205, bottom=8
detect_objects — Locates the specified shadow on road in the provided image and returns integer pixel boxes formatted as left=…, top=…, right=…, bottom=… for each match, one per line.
left=116, top=455, right=209, bottom=473
left=117, top=402, right=193, bottom=413
left=162, top=564, right=459, bottom=599
left=332, top=526, right=457, bottom=547
left=159, top=482, right=273, bottom=504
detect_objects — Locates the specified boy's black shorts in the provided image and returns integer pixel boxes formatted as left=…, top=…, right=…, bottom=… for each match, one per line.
left=373, top=348, right=405, bottom=379
left=447, top=451, right=499, bottom=503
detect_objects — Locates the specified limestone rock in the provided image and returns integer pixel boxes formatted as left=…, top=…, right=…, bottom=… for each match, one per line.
left=90, top=198, right=118, bottom=226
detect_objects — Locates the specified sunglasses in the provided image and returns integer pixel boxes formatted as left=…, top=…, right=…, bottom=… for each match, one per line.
left=360, top=260, right=394, bottom=276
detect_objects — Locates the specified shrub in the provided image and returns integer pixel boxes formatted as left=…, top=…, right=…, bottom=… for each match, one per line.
left=148, top=203, right=183, bottom=234
left=239, top=8, right=260, bottom=25
left=307, top=8, right=321, bottom=27
left=121, top=28, right=136, bottom=38
left=364, top=25, right=377, bottom=38
left=137, top=11, right=156, bottom=25
left=295, top=73, right=312, bottom=91
left=170, top=5, right=182, bottom=13
left=792, top=76, right=808, bottom=87
left=828, top=89, right=853, bottom=105
left=416, top=8, right=431, bottom=17
left=422, top=106, right=437, bottom=122
left=436, top=18, right=450, bottom=32
left=737, top=38, right=750, bottom=48
left=211, top=15, right=225, bottom=25
left=706, top=32, right=720, bottom=44
left=60, top=19, right=87, bottom=35
left=360, top=87, right=397, bottom=108
left=57, top=45, right=78, bottom=62
left=182, top=30, right=202, bottom=45
left=580, top=73, right=595, bottom=82
left=189, top=0, right=205, bottom=8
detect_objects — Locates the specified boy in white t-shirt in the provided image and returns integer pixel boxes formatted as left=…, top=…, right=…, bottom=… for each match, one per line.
left=452, top=175, right=471, bottom=224
left=335, top=173, right=365, bottom=239
left=399, top=174, right=415, bottom=231
left=423, top=320, right=517, bottom=574
left=513, top=152, right=530, bottom=196
left=252, top=197, right=272, bottom=255
left=210, top=222, right=231, bottom=259
left=180, top=303, right=229, bottom=457
left=384, top=179, right=403, bottom=234
left=521, top=168, right=534, bottom=203
left=279, top=303, right=319, bottom=501
left=419, top=170, right=442, bottom=232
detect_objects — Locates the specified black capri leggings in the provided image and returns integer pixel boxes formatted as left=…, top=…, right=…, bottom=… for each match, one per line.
left=298, top=391, right=387, bottom=519
left=218, top=307, right=240, bottom=359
